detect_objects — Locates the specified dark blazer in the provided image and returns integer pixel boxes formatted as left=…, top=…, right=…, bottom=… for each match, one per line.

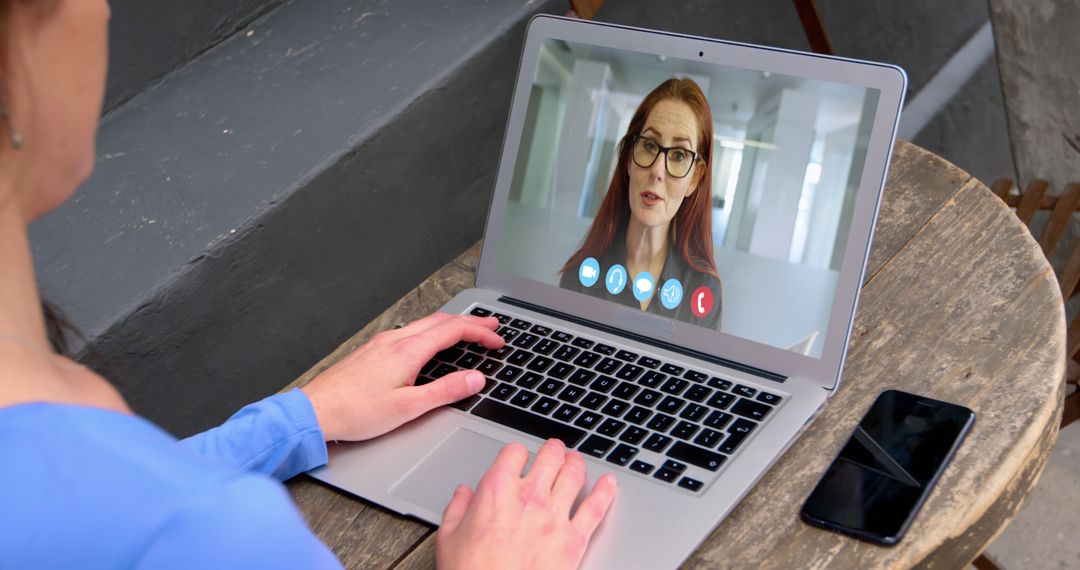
left=558, top=232, right=723, bottom=330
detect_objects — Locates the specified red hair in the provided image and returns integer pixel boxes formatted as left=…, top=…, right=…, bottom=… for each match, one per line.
left=560, top=78, right=719, bottom=279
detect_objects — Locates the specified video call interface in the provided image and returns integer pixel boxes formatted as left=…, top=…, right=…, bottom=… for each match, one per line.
left=495, top=39, right=881, bottom=358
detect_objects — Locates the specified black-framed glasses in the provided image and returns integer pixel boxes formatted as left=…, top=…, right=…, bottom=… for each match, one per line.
left=631, top=135, right=699, bottom=178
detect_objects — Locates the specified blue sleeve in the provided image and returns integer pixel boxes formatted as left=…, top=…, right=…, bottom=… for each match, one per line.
left=180, top=389, right=328, bottom=481
left=135, top=474, right=342, bottom=569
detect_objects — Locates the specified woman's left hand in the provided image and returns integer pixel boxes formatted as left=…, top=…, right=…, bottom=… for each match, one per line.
left=300, top=312, right=504, bottom=442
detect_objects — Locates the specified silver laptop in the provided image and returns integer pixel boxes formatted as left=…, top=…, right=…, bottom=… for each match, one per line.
left=311, top=15, right=905, bottom=569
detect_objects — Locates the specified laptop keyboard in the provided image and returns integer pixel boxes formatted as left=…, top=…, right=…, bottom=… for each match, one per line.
left=418, top=305, right=786, bottom=494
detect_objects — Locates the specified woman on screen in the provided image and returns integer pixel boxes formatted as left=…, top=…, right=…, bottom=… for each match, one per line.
left=559, top=78, right=723, bottom=330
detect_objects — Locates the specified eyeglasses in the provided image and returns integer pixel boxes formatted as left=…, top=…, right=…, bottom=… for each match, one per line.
left=631, top=135, right=699, bottom=179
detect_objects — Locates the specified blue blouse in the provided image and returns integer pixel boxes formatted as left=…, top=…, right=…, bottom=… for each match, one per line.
left=0, top=389, right=342, bottom=569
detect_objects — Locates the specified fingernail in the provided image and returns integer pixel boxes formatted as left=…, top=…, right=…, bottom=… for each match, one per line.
left=603, top=473, right=617, bottom=488
left=465, top=371, right=484, bottom=392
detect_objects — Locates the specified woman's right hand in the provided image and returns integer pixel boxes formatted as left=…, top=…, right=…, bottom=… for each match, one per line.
left=435, top=438, right=618, bottom=570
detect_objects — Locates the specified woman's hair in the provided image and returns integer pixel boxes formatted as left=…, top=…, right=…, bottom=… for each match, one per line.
left=560, top=77, right=719, bottom=279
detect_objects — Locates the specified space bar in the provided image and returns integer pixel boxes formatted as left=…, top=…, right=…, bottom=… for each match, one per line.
left=471, top=399, right=587, bottom=448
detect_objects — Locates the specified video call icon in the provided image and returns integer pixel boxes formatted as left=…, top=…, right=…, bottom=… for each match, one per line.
left=606, top=264, right=627, bottom=295
left=659, top=279, right=683, bottom=310
left=578, top=257, right=600, bottom=288
left=632, top=272, right=655, bottom=302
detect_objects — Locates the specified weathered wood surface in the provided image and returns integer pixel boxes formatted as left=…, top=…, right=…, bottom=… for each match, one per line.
left=284, top=140, right=1065, bottom=569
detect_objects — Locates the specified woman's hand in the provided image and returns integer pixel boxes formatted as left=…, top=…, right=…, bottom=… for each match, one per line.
left=435, top=439, right=618, bottom=570
left=300, top=312, right=503, bottom=442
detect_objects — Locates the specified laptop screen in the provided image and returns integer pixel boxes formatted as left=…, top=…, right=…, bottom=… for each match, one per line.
left=492, top=38, right=882, bottom=360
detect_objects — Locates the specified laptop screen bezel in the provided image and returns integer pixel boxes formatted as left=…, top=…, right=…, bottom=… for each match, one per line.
left=474, top=15, right=906, bottom=391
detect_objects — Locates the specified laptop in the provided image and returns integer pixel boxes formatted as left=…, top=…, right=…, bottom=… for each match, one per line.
left=310, top=15, right=905, bottom=569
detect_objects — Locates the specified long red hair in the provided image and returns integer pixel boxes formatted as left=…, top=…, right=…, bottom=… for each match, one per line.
left=560, top=78, right=719, bottom=280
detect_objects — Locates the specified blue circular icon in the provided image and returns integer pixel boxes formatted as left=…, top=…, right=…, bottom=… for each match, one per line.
left=578, top=257, right=600, bottom=288
left=606, top=264, right=627, bottom=295
left=659, top=278, right=684, bottom=310
left=632, top=272, right=656, bottom=302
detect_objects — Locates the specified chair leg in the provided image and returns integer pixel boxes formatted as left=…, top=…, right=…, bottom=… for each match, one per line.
left=973, top=552, right=1003, bottom=570
left=1062, top=389, right=1079, bottom=428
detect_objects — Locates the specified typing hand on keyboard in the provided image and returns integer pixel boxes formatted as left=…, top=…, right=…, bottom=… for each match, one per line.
left=436, top=439, right=618, bottom=570
left=300, top=312, right=504, bottom=442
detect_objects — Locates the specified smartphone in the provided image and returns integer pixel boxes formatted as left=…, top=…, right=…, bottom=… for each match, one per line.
left=800, top=389, right=975, bottom=545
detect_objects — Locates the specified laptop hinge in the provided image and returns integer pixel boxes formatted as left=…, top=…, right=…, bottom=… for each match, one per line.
left=499, top=296, right=787, bottom=384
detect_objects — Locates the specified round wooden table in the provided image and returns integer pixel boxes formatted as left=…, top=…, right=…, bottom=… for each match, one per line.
left=284, top=140, right=1065, bottom=569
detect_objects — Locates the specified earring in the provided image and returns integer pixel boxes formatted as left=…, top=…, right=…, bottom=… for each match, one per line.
left=0, top=106, right=22, bottom=150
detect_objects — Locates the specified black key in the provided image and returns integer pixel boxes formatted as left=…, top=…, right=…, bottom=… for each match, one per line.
left=624, top=406, right=653, bottom=425
left=511, top=333, right=539, bottom=349
left=469, top=307, right=492, bottom=317
left=704, top=410, right=733, bottom=430
left=719, top=431, right=748, bottom=454
left=552, top=331, right=573, bottom=342
left=606, top=443, right=639, bottom=466
left=615, top=349, right=638, bottom=362
left=531, top=324, right=553, bottom=336
left=684, top=385, right=712, bottom=403
left=694, top=428, right=724, bottom=448
left=516, top=371, right=543, bottom=389
left=557, top=385, right=586, bottom=403
left=707, top=392, right=735, bottom=410
left=527, top=356, right=554, bottom=373
left=491, top=383, right=517, bottom=401
left=638, top=356, right=661, bottom=369
left=480, top=378, right=497, bottom=394
left=575, top=411, right=602, bottom=430
left=615, top=364, right=644, bottom=382
left=466, top=342, right=487, bottom=353
left=658, top=396, right=686, bottom=415
left=684, top=370, right=708, bottom=383
left=421, top=360, right=438, bottom=375
left=457, top=351, right=484, bottom=368
left=732, top=398, right=771, bottom=421
left=534, top=339, right=559, bottom=355
left=537, top=379, right=565, bottom=396
left=415, top=375, right=435, bottom=386
left=572, top=351, right=601, bottom=368
left=492, top=313, right=512, bottom=324
left=432, top=363, right=459, bottom=378
left=594, top=343, right=616, bottom=355
left=660, top=363, right=685, bottom=376
left=633, top=389, right=663, bottom=407
left=495, top=365, right=524, bottom=383
left=450, top=394, right=482, bottom=411
left=640, top=371, right=667, bottom=388
left=471, top=399, right=586, bottom=447
left=589, top=375, right=617, bottom=393
left=671, top=421, right=699, bottom=440
left=612, top=382, right=640, bottom=400
left=729, top=417, right=757, bottom=436
left=579, top=434, right=615, bottom=457
left=680, top=403, right=708, bottom=422
left=678, top=477, right=704, bottom=492
left=661, top=378, right=689, bottom=395
left=597, top=418, right=626, bottom=437
left=436, top=347, right=465, bottom=363
left=553, top=344, right=581, bottom=362
left=757, top=392, right=783, bottom=405
left=595, top=357, right=621, bottom=375
left=668, top=441, right=727, bottom=471
left=601, top=399, right=630, bottom=418
left=531, top=396, right=560, bottom=415
left=644, top=433, right=673, bottom=452
left=629, top=460, right=655, bottom=475
left=553, top=404, right=581, bottom=423
left=455, top=341, right=470, bottom=349
left=497, top=327, right=520, bottom=342
left=733, top=384, right=757, bottom=398
left=488, top=345, right=514, bottom=360
left=571, top=337, right=595, bottom=349
left=510, top=390, right=539, bottom=408
left=477, top=359, right=502, bottom=376
left=549, top=363, right=575, bottom=380
left=507, top=349, right=533, bottom=367
left=707, top=377, right=733, bottom=390
left=619, top=426, right=649, bottom=445
left=654, top=467, right=679, bottom=483
left=581, top=392, right=608, bottom=410
left=662, top=459, right=688, bottom=474
left=510, top=318, right=532, bottom=330
left=567, top=369, right=596, bottom=386
left=646, top=413, right=676, bottom=432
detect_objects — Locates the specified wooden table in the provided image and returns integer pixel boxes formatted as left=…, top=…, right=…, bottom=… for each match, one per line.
left=283, top=140, right=1066, bottom=569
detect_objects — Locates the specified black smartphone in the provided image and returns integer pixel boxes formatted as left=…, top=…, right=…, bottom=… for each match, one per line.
left=800, top=389, right=975, bottom=545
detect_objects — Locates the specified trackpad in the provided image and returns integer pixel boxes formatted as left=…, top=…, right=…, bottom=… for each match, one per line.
left=390, top=428, right=510, bottom=519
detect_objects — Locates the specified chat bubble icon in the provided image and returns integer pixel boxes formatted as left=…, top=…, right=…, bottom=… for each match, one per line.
left=636, top=278, right=652, bottom=293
